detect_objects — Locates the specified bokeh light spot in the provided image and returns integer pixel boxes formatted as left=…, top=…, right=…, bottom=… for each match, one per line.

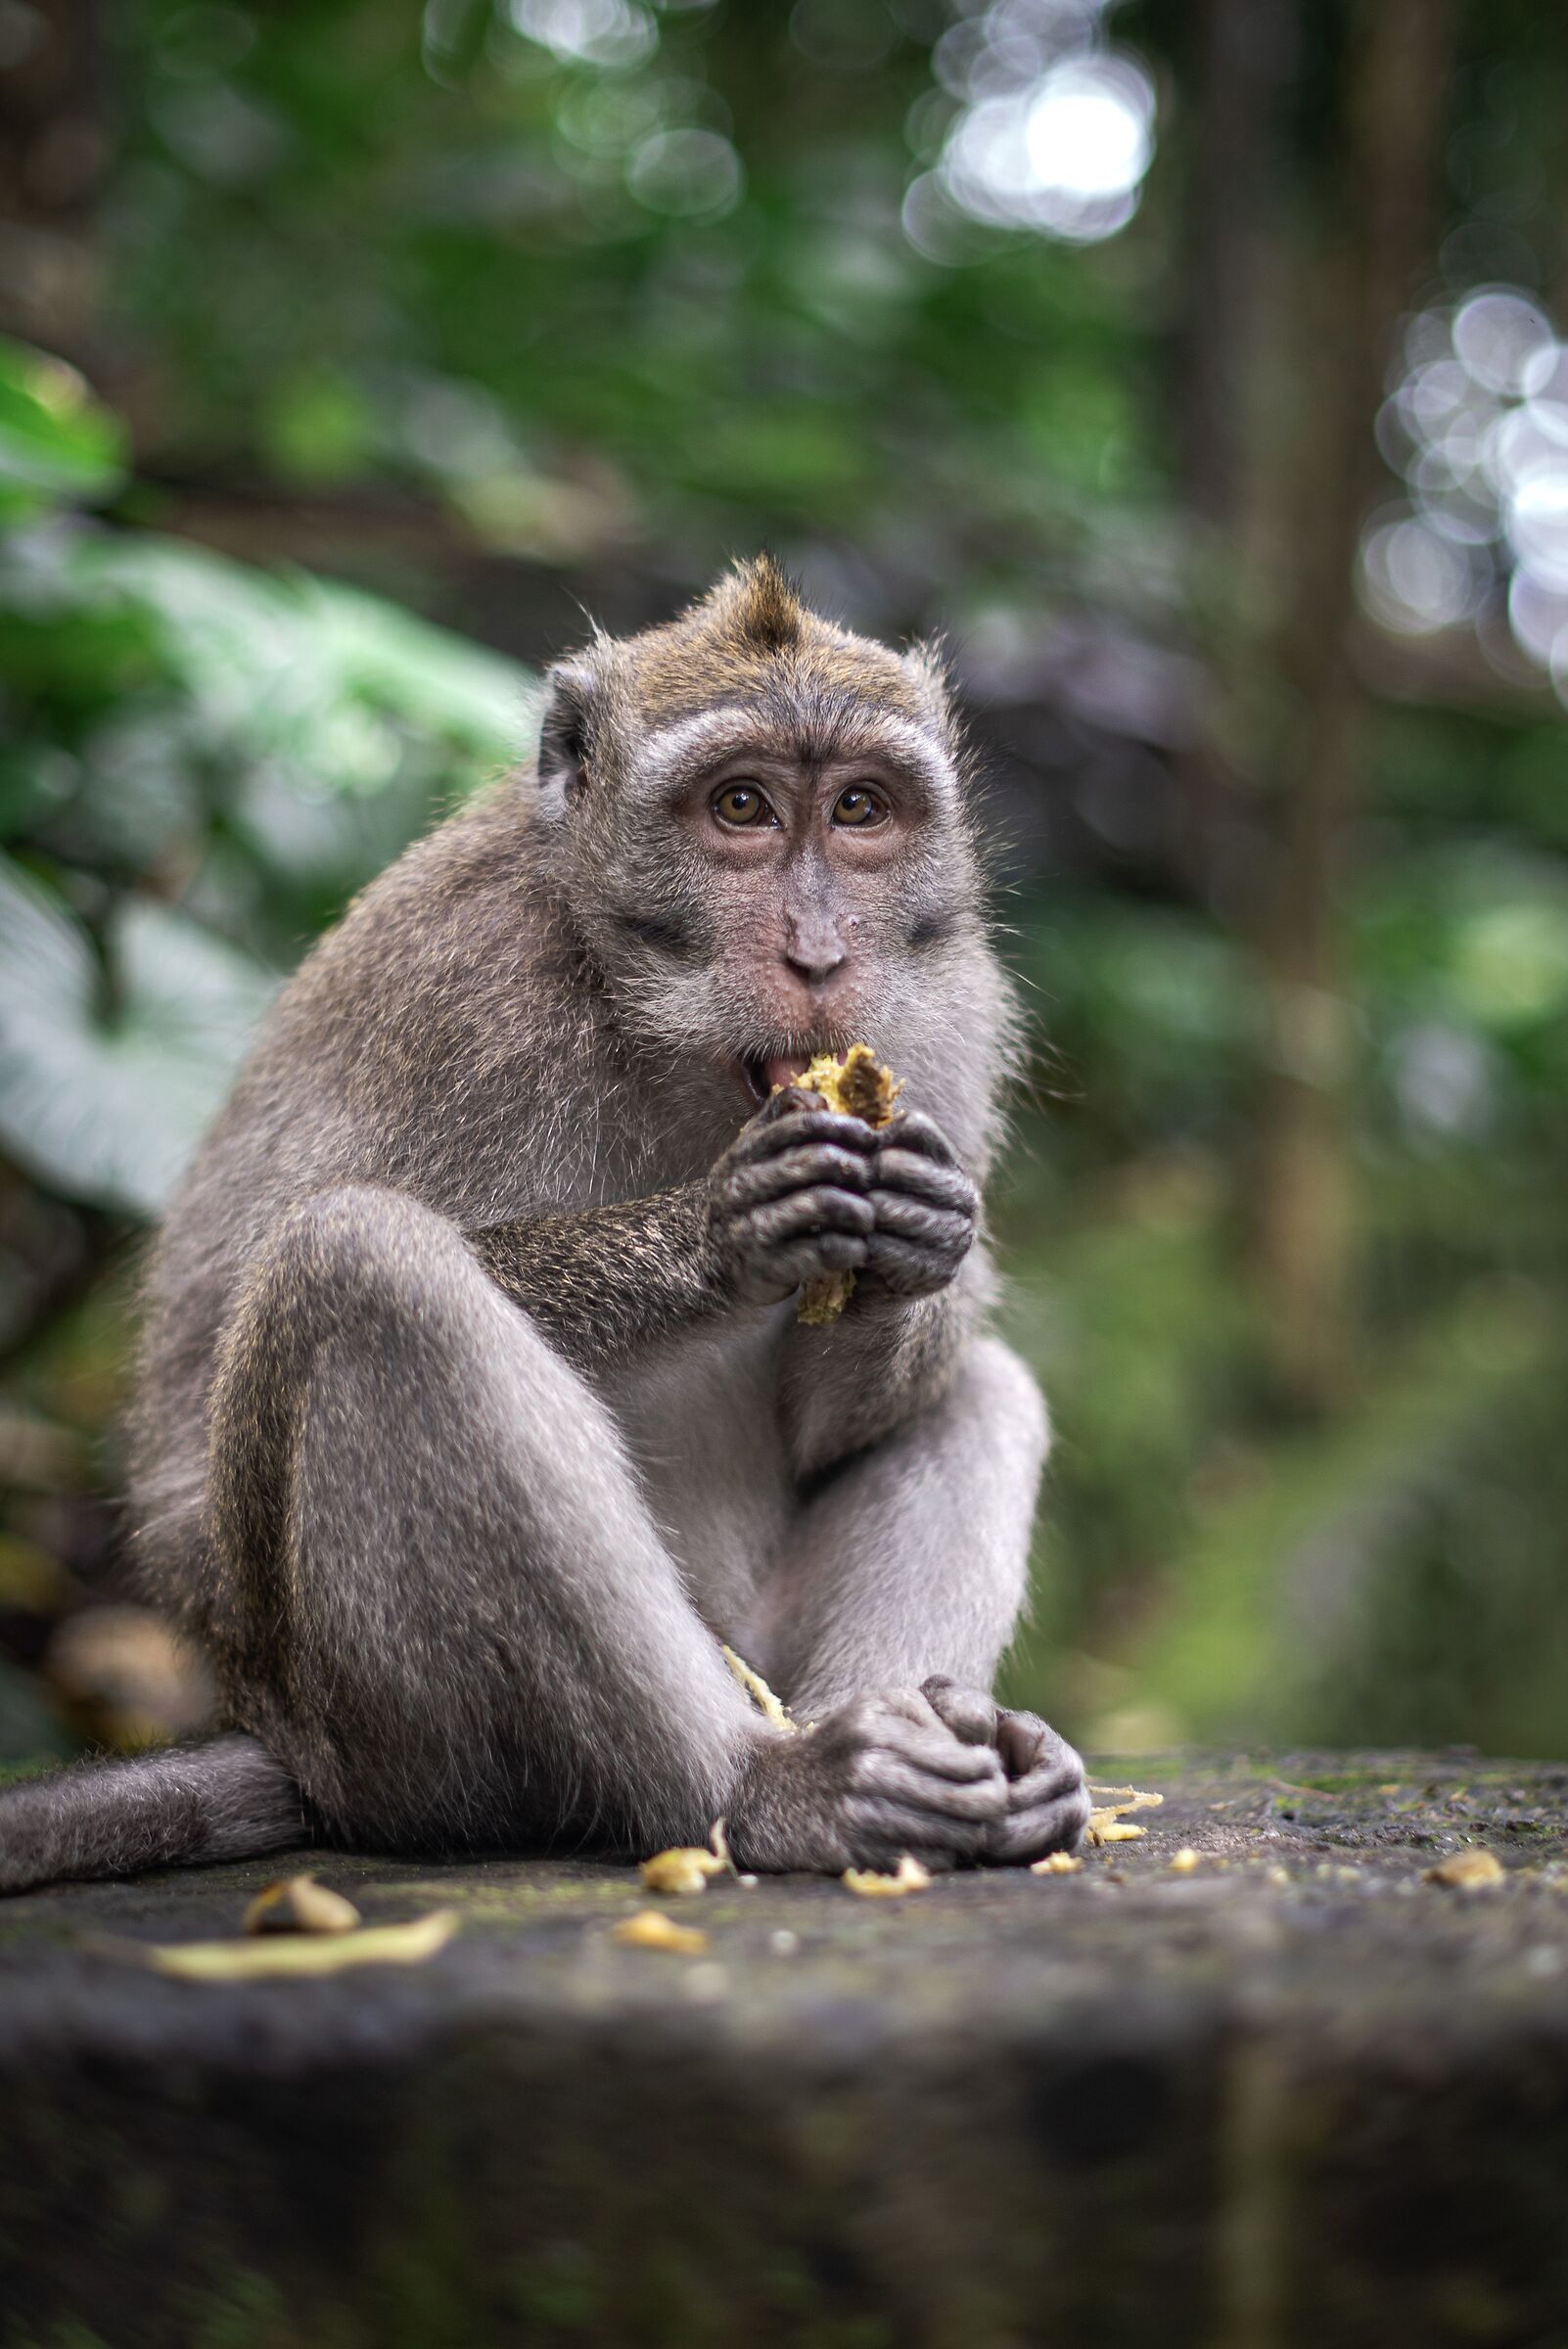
left=914, top=2, right=1155, bottom=250
left=625, top=126, right=741, bottom=219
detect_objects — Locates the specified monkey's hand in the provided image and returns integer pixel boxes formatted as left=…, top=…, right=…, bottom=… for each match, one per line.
left=860, top=1108, right=979, bottom=1300
left=725, top=1685, right=1008, bottom=1873
left=708, top=1089, right=876, bottom=1308
left=920, top=1677, right=1090, bottom=1864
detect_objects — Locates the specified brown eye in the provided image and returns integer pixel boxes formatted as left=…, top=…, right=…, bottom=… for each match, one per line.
left=712, top=783, right=771, bottom=827
left=831, top=784, right=886, bottom=828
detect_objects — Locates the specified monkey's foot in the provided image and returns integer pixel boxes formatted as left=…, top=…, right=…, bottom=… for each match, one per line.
left=919, top=1677, right=1092, bottom=1865
left=725, top=1686, right=1008, bottom=1875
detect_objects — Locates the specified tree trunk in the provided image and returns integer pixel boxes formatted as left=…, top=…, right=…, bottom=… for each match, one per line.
left=1244, top=0, right=1454, bottom=1409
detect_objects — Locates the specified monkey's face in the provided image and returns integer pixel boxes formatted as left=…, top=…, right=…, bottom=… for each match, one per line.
left=564, top=691, right=983, bottom=1117
left=537, top=563, right=1001, bottom=1144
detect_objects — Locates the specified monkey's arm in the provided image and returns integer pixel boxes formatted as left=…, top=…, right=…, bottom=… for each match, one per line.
left=468, top=1186, right=721, bottom=1364
left=761, top=1332, right=1088, bottom=1865
left=466, top=1098, right=875, bottom=1368
left=780, top=1282, right=973, bottom=1476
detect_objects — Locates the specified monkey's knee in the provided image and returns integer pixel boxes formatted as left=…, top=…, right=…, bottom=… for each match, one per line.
left=951, top=1337, right=1050, bottom=1479
left=254, top=1184, right=477, bottom=1332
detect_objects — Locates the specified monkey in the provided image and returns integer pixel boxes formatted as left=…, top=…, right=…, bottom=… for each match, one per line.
left=0, top=558, right=1089, bottom=1894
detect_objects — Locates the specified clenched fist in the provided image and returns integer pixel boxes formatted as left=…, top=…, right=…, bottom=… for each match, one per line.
left=708, top=1085, right=977, bottom=1311
left=860, top=1105, right=978, bottom=1300
left=708, top=1086, right=875, bottom=1305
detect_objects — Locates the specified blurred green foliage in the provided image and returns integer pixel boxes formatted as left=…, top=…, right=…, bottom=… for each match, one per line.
left=0, top=341, right=534, bottom=1216
left=101, top=0, right=1163, bottom=607
left=2, top=0, right=1566, bottom=1767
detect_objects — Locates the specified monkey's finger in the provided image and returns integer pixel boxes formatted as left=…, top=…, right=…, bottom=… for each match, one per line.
left=879, top=1107, right=961, bottom=1166
left=737, top=1188, right=876, bottom=1247
left=726, top=1145, right=871, bottom=1209
left=868, top=1151, right=977, bottom=1214
left=860, top=1235, right=954, bottom=1296
left=919, top=1676, right=1000, bottom=1749
left=865, top=1195, right=973, bottom=1250
left=984, top=1785, right=1092, bottom=1865
left=843, top=1809, right=992, bottom=1869
left=858, top=1719, right=1006, bottom=1785
left=994, top=1707, right=1050, bottom=1779
left=728, top=1108, right=876, bottom=1168
left=848, top=1760, right=1008, bottom=1824
left=768, top=1234, right=867, bottom=1284
left=1004, top=1740, right=1085, bottom=1809
left=742, top=1081, right=820, bottom=1131
left=855, top=1685, right=944, bottom=1729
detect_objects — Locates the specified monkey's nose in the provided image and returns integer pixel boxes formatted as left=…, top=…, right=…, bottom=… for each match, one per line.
left=784, top=944, right=847, bottom=988
left=783, top=914, right=847, bottom=988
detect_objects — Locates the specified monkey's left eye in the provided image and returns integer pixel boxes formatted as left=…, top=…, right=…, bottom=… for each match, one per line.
left=712, top=783, right=773, bottom=827
left=831, top=785, right=887, bottom=828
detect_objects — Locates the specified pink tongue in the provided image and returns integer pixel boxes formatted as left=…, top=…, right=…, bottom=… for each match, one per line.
left=763, top=1052, right=812, bottom=1093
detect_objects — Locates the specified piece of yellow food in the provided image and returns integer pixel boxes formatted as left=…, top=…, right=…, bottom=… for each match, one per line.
left=1424, top=1848, right=1506, bottom=1890
left=842, top=1854, right=931, bottom=1897
left=797, top=1041, right=902, bottom=1128
left=1030, top=1852, right=1084, bottom=1876
left=720, top=1643, right=798, bottom=1732
left=1168, top=1848, right=1201, bottom=1873
left=242, top=1873, right=362, bottom=1936
left=638, top=1847, right=724, bottom=1895
left=639, top=1819, right=732, bottom=1895
left=790, top=1044, right=901, bottom=1325
left=612, top=1910, right=711, bottom=1955
left=132, top=1909, right=458, bottom=1980
left=1085, top=1783, right=1163, bottom=1848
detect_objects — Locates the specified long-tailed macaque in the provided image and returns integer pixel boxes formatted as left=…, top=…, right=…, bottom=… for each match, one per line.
left=0, top=560, right=1088, bottom=1892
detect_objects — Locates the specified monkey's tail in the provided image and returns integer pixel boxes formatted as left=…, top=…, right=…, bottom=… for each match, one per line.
left=0, top=1733, right=308, bottom=1896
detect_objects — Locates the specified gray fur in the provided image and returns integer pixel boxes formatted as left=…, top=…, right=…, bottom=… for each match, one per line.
left=0, top=563, right=1088, bottom=1890
left=0, top=1735, right=304, bottom=1895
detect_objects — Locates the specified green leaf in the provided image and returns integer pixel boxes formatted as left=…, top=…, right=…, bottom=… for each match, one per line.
left=0, top=853, right=276, bottom=1217
left=294, top=575, right=541, bottom=755
left=0, top=339, right=127, bottom=517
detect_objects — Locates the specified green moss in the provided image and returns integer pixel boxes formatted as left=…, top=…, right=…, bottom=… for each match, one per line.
left=1277, top=1770, right=1398, bottom=1793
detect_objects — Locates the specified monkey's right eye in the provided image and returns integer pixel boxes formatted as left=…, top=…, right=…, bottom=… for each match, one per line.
left=712, top=783, right=772, bottom=828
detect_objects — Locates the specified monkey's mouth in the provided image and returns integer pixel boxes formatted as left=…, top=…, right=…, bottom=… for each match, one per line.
left=737, top=1051, right=813, bottom=1108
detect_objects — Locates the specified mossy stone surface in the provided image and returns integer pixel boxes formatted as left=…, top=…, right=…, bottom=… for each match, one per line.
left=2, top=1750, right=1566, bottom=2348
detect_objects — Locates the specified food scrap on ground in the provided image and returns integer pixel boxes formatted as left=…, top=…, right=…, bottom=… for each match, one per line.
left=1085, top=1783, right=1164, bottom=1847
left=242, top=1873, right=361, bottom=1935
left=612, top=1910, right=711, bottom=1955
left=1030, top=1852, right=1084, bottom=1876
left=843, top=1855, right=932, bottom=1897
left=1425, top=1848, right=1507, bottom=1890
left=639, top=1819, right=732, bottom=1895
left=115, top=1908, right=459, bottom=1980
left=790, top=1044, right=900, bottom=1323
left=1169, top=1848, right=1201, bottom=1872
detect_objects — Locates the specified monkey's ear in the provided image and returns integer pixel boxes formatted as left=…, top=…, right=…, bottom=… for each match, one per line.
left=535, top=659, right=595, bottom=806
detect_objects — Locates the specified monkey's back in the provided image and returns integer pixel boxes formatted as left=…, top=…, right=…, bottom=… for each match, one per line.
left=124, top=784, right=731, bottom=1629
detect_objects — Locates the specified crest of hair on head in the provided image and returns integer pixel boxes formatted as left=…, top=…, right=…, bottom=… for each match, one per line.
left=719, top=553, right=807, bottom=654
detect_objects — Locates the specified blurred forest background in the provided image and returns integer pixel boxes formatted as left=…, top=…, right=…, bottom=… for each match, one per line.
left=1, top=0, right=1566, bottom=1770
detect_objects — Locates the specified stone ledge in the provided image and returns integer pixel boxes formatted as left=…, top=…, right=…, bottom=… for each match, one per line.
left=1, top=1750, right=1566, bottom=2348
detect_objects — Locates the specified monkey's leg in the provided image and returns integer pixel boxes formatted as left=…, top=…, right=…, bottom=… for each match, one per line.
left=761, top=1336, right=1089, bottom=1863
left=206, top=1186, right=767, bottom=1856
left=206, top=1187, right=1002, bottom=1869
